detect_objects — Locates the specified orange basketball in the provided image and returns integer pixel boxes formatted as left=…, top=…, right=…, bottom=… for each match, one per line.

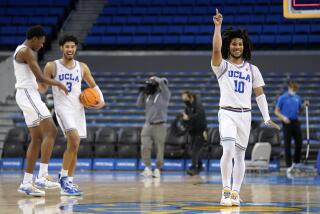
left=80, top=88, right=100, bottom=107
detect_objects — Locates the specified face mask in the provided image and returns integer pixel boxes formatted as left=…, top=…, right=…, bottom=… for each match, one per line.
left=288, top=89, right=296, bottom=95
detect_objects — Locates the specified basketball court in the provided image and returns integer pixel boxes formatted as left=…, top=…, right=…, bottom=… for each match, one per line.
left=1, top=171, right=320, bottom=213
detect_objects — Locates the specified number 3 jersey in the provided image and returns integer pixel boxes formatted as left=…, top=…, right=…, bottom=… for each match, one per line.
left=52, top=59, right=83, bottom=111
left=211, top=59, right=265, bottom=109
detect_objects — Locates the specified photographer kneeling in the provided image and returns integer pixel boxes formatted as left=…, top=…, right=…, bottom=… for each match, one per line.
left=181, top=91, right=207, bottom=176
left=136, top=76, right=171, bottom=178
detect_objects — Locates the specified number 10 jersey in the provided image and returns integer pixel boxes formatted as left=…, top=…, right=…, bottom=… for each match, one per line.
left=211, top=59, right=265, bottom=109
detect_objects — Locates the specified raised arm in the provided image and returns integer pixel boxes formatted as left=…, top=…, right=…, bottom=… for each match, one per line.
left=17, top=47, right=68, bottom=94
left=212, top=8, right=223, bottom=66
left=150, top=76, right=170, bottom=97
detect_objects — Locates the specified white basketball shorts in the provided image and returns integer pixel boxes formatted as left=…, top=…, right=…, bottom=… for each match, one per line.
left=55, top=107, right=87, bottom=138
left=218, top=108, right=251, bottom=150
left=15, top=88, right=52, bottom=128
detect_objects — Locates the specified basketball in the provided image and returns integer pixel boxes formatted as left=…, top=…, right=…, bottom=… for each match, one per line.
left=80, top=88, right=100, bottom=107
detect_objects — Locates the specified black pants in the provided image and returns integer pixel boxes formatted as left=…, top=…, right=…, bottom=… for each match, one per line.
left=188, top=133, right=206, bottom=169
left=283, top=119, right=302, bottom=167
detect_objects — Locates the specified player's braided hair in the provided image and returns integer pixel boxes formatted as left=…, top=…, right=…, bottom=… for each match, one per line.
left=221, top=27, right=253, bottom=61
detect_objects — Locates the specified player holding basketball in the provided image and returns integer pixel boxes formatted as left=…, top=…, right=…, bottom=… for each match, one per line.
left=211, top=9, right=279, bottom=206
left=39, top=34, right=104, bottom=195
left=15, top=25, right=68, bottom=196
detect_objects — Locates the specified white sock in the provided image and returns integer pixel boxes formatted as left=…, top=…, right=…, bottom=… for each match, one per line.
left=23, top=172, right=33, bottom=184
left=232, top=147, right=246, bottom=193
left=60, top=169, right=68, bottom=178
left=38, top=163, right=48, bottom=177
left=220, top=140, right=235, bottom=189
left=68, top=176, right=73, bottom=183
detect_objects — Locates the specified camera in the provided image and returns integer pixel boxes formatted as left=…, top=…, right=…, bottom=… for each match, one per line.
left=139, top=79, right=159, bottom=95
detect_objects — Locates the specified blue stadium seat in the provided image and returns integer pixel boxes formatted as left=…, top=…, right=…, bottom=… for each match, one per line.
left=292, top=35, right=308, bottom=44
left=130, top=7, right=147, bottom=14
left=198, top=25, right=211, bottom=34
left=260, top=35, right=275, bottom=44
left=147, top=35, right=163, bottom=44
left=311, top=25, right=320, bottom=33
left=184, top=25, right=199, bottom=34
left=12, top=17, right=28, bottom=25
left=250, top=35, right=259, bottom=44
left=136, top=25, right=152, bottom=34
left=263, top=25, right=277, bottom=34
left=167, top=25, right=184, bottom=34
left=163, top=35, right=179, bottom=44
left=105, top=26, right=122, bottom=34
left=97, top=16, right=112, bottom=24
left=278, top=25, right=294, bottom=34
left=116, top=36, right=132, bottom=45
left=85, top=36, right=102, bottom=45
left=102, top=36, right=117, bottom=44
left=188, top=16, right=204, bottom=24
left=250, top=15, right=264, bottom=24
left=236, top=16, right=251, bottom=24
left=152, top=26, right=167, bottom=34
left=294, top=24, right=310, bottom=34
left=91, top=26, right=106, bottom=35
left=172, top=16, right=188, bottom=24
left=179, top=35, right=195, bottom=44
left=276, top=35, right=292, bottom=45
left=132, top=36, right=148, bottom=44
left=112, top=16, right=128, bottom=24
left=309, top=35, right=320, bottom=43
left=195, top=35, right=210, bottom=44
left=247, top=25, right=263, bottom=34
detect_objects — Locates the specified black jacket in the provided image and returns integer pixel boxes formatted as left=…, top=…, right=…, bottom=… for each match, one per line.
left=184, top=95, right=207, bottom=134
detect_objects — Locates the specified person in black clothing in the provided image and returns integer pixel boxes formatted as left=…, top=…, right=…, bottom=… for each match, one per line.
left=181, top=91, right=207, bottom=176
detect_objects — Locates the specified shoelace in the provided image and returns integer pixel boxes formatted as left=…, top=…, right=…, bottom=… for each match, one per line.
left=231, top=192, right=243, bottom=202
left=28, top=185, right=41, bottom=193
left=223, top=190, right=231, bottom=199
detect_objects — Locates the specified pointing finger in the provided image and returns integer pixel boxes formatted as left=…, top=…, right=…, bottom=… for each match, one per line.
left=216, top=8, right=219, bottom=15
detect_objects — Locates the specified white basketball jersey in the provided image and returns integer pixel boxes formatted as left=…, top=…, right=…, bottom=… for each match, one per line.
left=13, top=44, right=38, bottom=89
left=211, top=59, right=265, bottom=109
left=52, top=60, right=83, bottom=111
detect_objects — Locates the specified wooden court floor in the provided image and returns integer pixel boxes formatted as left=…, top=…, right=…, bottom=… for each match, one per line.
left=0, top=171, right=320, bottom=214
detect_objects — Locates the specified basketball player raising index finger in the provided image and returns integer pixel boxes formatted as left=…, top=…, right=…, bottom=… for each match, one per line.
left=39, top=34, right=105, bottom=196
left=211, top=9, right=280, bottom=206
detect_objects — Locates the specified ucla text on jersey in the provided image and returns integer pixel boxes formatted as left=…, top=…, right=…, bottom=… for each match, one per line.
left=58, top=72, right=80, bottom=82
left=228, top=70, right=251, bottom=83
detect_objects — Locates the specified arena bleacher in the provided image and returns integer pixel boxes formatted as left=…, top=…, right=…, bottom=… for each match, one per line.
left=84, top=0, right=320, bottom=50
left=0, top=0, right=76, bottom=50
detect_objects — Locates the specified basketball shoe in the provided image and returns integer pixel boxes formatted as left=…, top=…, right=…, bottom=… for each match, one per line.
left=230, top=190, right=241, bottom=206
left=142, top=167, right=153, bottom=177
left=153, top=168, right=161, bottom=178
left=18, top=183, right=45, bottom=197
left=220, top=187, right=232, bottom=206
left=60, top=176, right=82, bottom=196
left=34, top=175, right=60, bottom=189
